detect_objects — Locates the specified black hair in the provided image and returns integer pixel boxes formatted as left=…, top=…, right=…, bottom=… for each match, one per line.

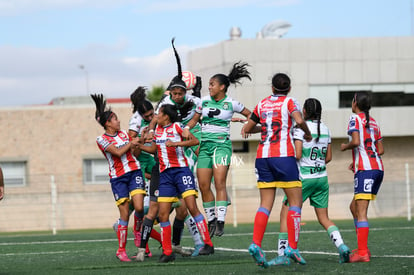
left=160, top=101, right=194, bottom=123
left=90, top=93, right=113, bottom=128
left=272, top=73, right=291, bottom=94
left=303, top=98, right=322, bottom=142
left=211, top=61, right=251, bottom=92
left=130, top=86, right=154, bottom=115
left=353, top=91, right=372, bottom=129
left=169, top=37, right=187, bottom=91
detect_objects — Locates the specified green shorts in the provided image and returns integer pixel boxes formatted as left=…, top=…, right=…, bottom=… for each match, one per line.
left=283, top=176, right=329, bottom=208
left=197, top=139, right=232, bottom=169
left=138, top=152, right=156, bottom=181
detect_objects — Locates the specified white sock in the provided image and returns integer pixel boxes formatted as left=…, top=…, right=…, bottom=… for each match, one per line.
left=185, top=215, right=204, bottom=246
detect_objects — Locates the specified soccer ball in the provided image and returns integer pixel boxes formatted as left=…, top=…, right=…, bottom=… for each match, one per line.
left=182, top=71, right=197, bottom=90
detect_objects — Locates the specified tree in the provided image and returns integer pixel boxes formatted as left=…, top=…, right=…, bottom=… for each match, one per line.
left=147, top=85, right=166, bottom=102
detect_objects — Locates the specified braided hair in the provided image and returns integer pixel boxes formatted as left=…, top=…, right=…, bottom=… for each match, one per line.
left=353, top=92, right=372, bottom=129
left=90, top=93, right=113, bottom=128
left=211, top=61, right=251, bottom=92
left=130, top=86, right=153, bottom=116
left=303, top=98, right=322, bottom=142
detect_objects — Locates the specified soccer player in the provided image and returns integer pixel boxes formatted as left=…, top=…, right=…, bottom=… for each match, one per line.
left=91, top=94, right=146, bottom=262
left=127, top=86, right=160, bottom=258
left=242, top=73, right=312, bottom=268
left=183, top=61, right=252, bottom=237
left=274, top=98, right=350, bottom=266
left=139, top=102, right=214, bottom=263
left=341, top=91, right=384, bottom=263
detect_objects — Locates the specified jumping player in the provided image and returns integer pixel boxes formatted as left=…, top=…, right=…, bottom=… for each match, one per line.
left=139, top=103, right=214, bottom=263
left=91, top=94, right=146, bottom=262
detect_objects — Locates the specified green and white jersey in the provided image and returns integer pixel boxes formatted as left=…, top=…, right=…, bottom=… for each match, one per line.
left=293, top=120, right=331, bottom=179
left=129, top=111, right=150, bottom=137
left=129, top=111, right=152, bottom=154
left=200, top=95, right=245, bottom=142
left=156, top=94, right=202, bottom=125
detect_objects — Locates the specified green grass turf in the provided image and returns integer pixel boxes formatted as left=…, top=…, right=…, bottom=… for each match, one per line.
left=0, top=217, right=413, bottom=274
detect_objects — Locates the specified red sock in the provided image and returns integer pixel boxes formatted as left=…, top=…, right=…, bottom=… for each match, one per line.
left=357, top=227, right=369, bottom=256
left=145, top=242, right=150, bottom=253
left=117, top=224, right=128, bottom=250
left=196, top=219, right=213, bottom=246
left=150, top=228, right=162, bottom=244
left=287, top=207, right=301, bottom=249
left=160, top=223, right=172, bottom=256
left=252, top=209, right=269, bottom=247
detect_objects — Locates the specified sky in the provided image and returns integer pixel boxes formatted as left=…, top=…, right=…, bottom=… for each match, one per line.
left=0, top=0, right=413, bottom=107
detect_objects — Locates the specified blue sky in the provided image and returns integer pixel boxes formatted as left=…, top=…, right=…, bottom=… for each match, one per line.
left=0, top=0, right=412, bottom=107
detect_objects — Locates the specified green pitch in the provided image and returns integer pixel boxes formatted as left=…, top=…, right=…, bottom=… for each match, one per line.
left=1, top=218, right=413, bottom=274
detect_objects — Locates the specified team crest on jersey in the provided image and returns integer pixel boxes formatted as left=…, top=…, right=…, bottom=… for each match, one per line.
left=223, top=102, right=229, bottom=110
left=166, top=127, right=175, bottom=137
left=118, top=132, right=127, bottom=140
left=349, top=119, right=356, bottom=128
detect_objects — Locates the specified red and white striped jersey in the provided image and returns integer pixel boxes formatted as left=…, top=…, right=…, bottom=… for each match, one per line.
left=154, top=122, right=189, bottom=172
left=96, top=130, right=140, bottom=179
left=252, top=95, right=301, bottom=158
left=347, top=113, right=384, bottom=172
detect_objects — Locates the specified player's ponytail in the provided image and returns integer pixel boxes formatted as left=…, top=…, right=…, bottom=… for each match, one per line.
left=160, top=102, right=194, bottom=123
left=130, top=86, right=153, bottom=115
left=90, top=93, right=113, bottom=128
left=353, top=92, right=372, bottom=129
left=303, top=98, right=322, bottom=142
left=169, top=37, right=187, bottom=91
left=211, top=61, right=251, bottom=92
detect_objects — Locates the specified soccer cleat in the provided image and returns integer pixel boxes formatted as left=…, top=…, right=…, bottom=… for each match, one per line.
left=248, top=243, right=268, bottom=268
left=267, top=255, right=291, bottom=266
left=159, top=253, right=176, bottom=263
left=349, top=252, right=370, bottom=263
left=284, top=245, right=306, bottom=265
left=145, top=251, right=152, bottom=258
left=172, top=245, right=191, bottom=257
left=208, top=218, right=217, bottom=238
left=133, top=230, right=141, bottom=247
left=338, top=244, right=351, bottom=263
left=191, top=243, right=204, bottom=257
left=199, top=244, right=214, bottom=255
left=215, top=221, right=225, bottom=237
left=134, top=248, right=146, bottom=262
left=116, top=249, right=131, bottom=262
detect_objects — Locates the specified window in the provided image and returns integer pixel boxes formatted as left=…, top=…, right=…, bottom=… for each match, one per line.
left=83, top=159, right=109, bottom=184
left=0, top=161, right=27, bottom=187
left=339, top=91, right=414, bottom=108
left=232, top=141, right=249, bottom=153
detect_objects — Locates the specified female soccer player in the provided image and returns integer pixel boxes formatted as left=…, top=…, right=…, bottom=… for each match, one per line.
left=242, top=73, right=312, bottom=268
left=340, top=91, right=384, bottom=263
left=91, top=94, right=146, bottom=262
left=140, top=103, right=214, bottom=263
left=183, top=61, right=252, bottom=237
left=274, top=98, right=350, bottom=266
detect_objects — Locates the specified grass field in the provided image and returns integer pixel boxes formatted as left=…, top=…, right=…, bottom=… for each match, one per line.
left=1, top=217, right=413, bottom=274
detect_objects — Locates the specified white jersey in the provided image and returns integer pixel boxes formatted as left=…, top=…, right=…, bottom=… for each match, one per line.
left=199, top=95, right=245, bottom=142
left=293, top=120, right=331, bottom=179
left=156, top=94, right=202, bottom=125
left=129, top=111, right=150, bottom=137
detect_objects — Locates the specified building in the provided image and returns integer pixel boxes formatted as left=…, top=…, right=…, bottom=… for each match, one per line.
left=1, top=35, right=413, bottom=232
